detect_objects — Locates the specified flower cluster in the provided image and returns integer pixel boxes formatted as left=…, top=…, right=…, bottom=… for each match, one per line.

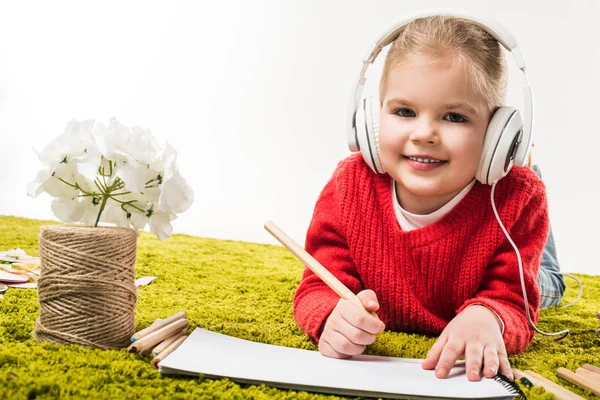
left=6, top=248, right=26, bottom=259
left=596, top=312, right=600, bottom=336
left=27, top=118, right=194, bottom=240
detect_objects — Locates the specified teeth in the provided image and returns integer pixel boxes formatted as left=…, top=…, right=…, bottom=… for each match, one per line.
left=408, top=157, right=441, bottom=163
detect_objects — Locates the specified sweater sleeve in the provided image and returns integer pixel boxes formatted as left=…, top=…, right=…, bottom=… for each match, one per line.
left=457, top=180, right=549, bottom=354
left=293, top=165, right=365, bottom=342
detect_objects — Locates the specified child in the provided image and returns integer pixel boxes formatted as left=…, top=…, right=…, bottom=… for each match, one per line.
left=294, top=15, right=551, bottom=383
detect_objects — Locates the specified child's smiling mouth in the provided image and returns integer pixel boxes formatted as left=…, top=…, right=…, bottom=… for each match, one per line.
left=402, top=155, right=448, bottom=171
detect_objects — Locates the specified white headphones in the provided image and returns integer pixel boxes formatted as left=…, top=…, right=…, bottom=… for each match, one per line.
left=347, top=10, right=534, bottom=185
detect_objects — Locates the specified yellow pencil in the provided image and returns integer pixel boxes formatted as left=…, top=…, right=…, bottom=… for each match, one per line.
left=264, top=221, right=368, bottom=313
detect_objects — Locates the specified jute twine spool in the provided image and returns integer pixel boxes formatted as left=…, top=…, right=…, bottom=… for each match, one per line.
left=35, top=225, right=138, bottom=349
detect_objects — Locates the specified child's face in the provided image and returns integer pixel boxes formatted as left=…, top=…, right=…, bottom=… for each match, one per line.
left=378, top=53, right=491, bottom=213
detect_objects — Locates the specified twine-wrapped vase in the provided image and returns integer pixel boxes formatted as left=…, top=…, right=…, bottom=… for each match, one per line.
left=34, top=225, right=138, bottom=349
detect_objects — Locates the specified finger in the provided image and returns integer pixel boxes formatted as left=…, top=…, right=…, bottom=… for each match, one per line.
left=435, top=340, right=465, bottom=379
left=482, top=346, right=499, bottom=379
left=324, top=329, right=366, bottom=357
left=497, top=349, right=513, bottom=381
left=318, top=336, right=351, bottom=359
left=330, top=316, right=378, bottom=346
left=464, top=343, right=484, bottom=381
left=357, top=289, right=380, bottom=312
left=422, top=332, right=447, bottom=370
left=339, top=299, right=385, bottom=335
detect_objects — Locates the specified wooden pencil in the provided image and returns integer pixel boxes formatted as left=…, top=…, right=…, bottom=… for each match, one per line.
left=152, top=335, right=187, bottom=369
left=512, top=368, right=584, bottom=400
left=149, top=318, right=163, bottom=328
left=138, top=319, right=166, bottom=355
left=136, top=318, right=163, bottom=351
left=575, top=367, right=600, bottom=384
left=151, top=327, right=187, bottom=356
left=128, top=318, right=188, bottom=354
left=582, top=363, right=600, bottom=375
left=557, top=367, right=600, bottom=396
left=131, top=311, right=186, bottom=342
left=264, top=221, right=368, bottom=313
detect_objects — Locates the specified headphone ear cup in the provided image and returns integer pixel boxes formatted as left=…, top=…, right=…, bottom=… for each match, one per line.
left=476, top=106, right=524, bottom=185
left=355, top=98, right=375, bottom=172
left=363, top=97, right=386, bottom=174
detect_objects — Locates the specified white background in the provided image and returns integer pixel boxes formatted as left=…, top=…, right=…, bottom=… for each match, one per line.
left=0, top=0, right=598, bottom=276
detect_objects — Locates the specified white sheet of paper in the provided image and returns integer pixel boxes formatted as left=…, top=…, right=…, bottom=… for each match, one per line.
left=158, top=328, right=517, bottom=399
left=135, top=276, right=157, bottom=287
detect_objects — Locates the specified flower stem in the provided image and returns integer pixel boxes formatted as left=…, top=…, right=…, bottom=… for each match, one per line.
left=57, top=165, right=150, bottom=226
left=112, top=197, right=146, bottom=213
left=57, top=177, right=78, bottom=189
left=94, top=178, right=106, bottom=193
left=94, top=194, right=110, bottom=227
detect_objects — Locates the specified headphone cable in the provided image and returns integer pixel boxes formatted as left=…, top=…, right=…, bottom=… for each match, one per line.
left=490, top=183, right=569, bottom=340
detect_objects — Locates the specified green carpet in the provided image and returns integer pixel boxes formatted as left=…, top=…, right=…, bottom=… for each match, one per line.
left=0, top=215, right=598, bottom=400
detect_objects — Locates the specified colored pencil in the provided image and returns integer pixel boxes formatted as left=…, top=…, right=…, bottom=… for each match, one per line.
left=131, top=312, right=186, bottom=342
left=512, top=368, right=584, bottom=400
left=152, top=335, right=187, bottom=369
left=128, top=319, right=188, bottom=354
left=557, top=367, right=600, bottom=396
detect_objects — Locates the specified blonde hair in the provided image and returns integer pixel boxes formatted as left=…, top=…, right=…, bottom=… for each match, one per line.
left=379, top=16, right=507, bottom=112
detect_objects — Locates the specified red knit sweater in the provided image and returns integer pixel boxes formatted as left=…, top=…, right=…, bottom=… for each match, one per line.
left=293, top=153, right=549, bottom=355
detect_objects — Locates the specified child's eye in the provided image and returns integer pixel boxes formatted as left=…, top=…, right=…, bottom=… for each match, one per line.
left=394, top=108, right=416, bottom=118
left=444, top=113, right=467, bottom=123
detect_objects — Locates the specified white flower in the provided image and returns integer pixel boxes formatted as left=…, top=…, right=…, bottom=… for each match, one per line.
left=158, top=143, right=194, bottom=214
left=116, top=192, right=150, bottom=230
left=159, top=170, right=193, bottom=214
left=143, top=186, right=161, bottom=204
left=27, top=119, right=103, bottom=197
left=104, top=118, right=160, bottom=164
left=129, top=208, right=149, bottom=231
left=65, top=119, right=104, bottom=181
left=51, top=198, right=86, bottom=223
left=29, top=117, right=194, bottom=241
left=41, top=163, right=80, bottom=200
left=27, top=169, right=54, bottom=197
left=98, top=118, right=160, bottom=193
left=43, top=176, right=80, bottom=200
left=78, top=196, right=105, bottom=226
left=6, top=248, right=26, bottom=259
left=112, top=150, right=147, bottom=193
left=148, top=209, right=177, bottom=241
left=103, top=203, right=131, bottom=228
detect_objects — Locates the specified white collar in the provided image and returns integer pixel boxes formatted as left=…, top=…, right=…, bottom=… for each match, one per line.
left=392, top=179, right=476, bottom=231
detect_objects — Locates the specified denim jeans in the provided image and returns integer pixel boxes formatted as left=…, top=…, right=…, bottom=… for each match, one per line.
left=532, top=165, right=566, bottom=308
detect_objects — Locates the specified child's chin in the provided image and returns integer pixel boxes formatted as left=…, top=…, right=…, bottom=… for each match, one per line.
left=398, top=178, right=446, bottom=197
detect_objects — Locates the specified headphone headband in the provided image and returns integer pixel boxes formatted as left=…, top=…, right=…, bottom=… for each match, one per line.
left=347, top=10, right=534, bottom=167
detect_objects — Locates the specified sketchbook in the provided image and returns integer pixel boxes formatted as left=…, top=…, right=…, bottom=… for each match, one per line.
left=158, top=328, right=519, bottom=399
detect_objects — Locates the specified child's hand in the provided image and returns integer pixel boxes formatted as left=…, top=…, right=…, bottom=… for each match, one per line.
left=318, top=289, right=386, bottom=359
left=421, top=305, right=513, bottom=381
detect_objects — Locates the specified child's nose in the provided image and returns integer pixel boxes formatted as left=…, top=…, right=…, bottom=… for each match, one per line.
left=409, top=119, right=439, bottom=145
